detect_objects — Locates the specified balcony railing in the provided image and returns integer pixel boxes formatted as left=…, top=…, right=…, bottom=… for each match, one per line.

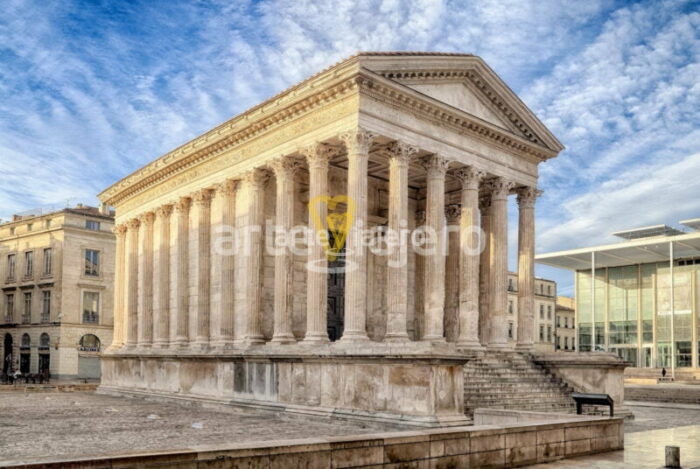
left=41, top=313, right=50, bottom=323
left=21, top=314, right=30, bottom=324
left=4, top=315, right=13, bottom=324
left=82, top=313, right=99, bottom=324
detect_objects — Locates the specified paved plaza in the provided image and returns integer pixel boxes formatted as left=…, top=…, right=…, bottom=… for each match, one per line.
left=0, top=390, right=699, bottom=467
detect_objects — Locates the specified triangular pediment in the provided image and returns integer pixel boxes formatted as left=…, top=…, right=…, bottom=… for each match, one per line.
left=358, top=53, right=564, bottom=153
left=407, top=81, right=513, bottom=131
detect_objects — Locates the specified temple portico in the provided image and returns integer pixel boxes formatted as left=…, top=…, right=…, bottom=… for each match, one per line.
left=98, top=52, right=565, bottom=427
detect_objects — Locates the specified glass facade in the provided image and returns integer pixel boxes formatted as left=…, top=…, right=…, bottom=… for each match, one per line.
left=576, top=261, right=700, bottom=369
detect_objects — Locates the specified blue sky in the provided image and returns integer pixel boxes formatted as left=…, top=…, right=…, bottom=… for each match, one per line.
left=1, top=0, right=698, bottom=295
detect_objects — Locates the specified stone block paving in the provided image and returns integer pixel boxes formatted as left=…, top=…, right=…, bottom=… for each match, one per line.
left=0, top=391, right=401, bottom=464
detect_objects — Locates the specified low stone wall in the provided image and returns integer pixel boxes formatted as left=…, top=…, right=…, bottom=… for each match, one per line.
left=3, top=415, right=623, bottom=469
left=626, top=384, right=700, bottom=404
left=99, top=346, right=470, bottom=427
left=473, top=408, right=591, bottom=425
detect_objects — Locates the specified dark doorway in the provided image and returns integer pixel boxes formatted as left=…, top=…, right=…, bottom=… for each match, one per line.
left=3, top=333, right=12, bottom=374
left=19, top=354, right=29, bottom=374
left=38, top=354, right=50, bottom=376
left=327, top=232, right=345, bottom=341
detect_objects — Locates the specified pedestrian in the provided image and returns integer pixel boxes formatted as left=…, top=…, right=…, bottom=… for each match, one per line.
left=662, top=367, right=667, bottom=378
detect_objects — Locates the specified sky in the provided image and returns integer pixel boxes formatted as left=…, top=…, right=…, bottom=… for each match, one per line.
left=0, top=0, right=698, bottom=295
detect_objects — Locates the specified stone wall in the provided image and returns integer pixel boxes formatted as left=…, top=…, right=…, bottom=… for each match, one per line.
left=10, top=415, right=623, bottom=468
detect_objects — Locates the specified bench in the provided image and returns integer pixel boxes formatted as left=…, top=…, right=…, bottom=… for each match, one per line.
left=572, top=392, right=614, bottom=417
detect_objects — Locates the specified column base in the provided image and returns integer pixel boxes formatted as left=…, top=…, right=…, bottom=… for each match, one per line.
left=422, top=335, right=446, bottom=343
left=384, top=333, right=410, bottom=343
left=242, top=336, right=266, bottom=347
left=191, top=341, right=210, bottom=351
left=339, top=331, right=370, bottom=343
left=455, top=339, right=484, bottom=350
left=515, top=343, right=534, bottom=353
left=486, top=343, right=510, bottom=351
left=302, top=333, right=330, bottom=344
left=171, top=338, right=189, bottom=348
left=270, top=334, right=296, bottom=345
left=209, top=339, right=235, bottom=350
left=151, top=340, right=169, bottom=349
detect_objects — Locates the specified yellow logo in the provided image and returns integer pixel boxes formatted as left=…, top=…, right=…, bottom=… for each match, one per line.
left=309, top=195, right=355, bottom=261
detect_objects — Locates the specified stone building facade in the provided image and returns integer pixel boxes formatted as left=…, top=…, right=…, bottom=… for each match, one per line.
left=98, top=53, right=564, bottom=425
left=506, top=273, right=556, bottom=352
left=0, top=205, right=115, bottom=379
left=556, top=296, right=576, bottom=352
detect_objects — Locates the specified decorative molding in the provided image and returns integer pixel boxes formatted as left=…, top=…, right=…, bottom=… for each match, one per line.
left=340, top=128, right=376, bottom=155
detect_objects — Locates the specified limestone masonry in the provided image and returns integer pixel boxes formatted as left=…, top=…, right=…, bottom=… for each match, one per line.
left=97, top=52, right=597, bottom=426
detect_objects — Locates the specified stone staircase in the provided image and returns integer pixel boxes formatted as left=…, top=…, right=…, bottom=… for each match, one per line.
left=463, top=351, right=576, bottom=417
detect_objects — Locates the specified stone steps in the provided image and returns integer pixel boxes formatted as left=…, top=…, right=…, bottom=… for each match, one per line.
left=463, top=352, right=575, bottom=417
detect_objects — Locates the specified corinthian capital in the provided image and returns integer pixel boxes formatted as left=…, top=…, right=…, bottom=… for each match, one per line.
left=269, top=157, right=302, bottom=179
left=340, top=128, right=376, bottom=155
left=453, top=166, right=485, bottom=191
left=484, top=177, right=514, bottom=201
left=379, top=141, right=419, bottom=166
left=155, top=204, right=173, bottom=219
left=243, top=167, right=271, bottom=189
left=113, top=224, right=128, bottom=237
left=516, top=186, right=542, bottom=209
left=174, top=196, right=191, bottom=214
left=215, top=179, right=239, bottom=197
left=420, top=154, right=450, bottom=178
left=192, top=188, right=214, bottom=207
left=445, top=204, right=461, bottom=224
left=300, top=142, right=341, bottom=169
left=138, top=211, right=155, bottom=226
left=127, top=218, right=141, bottom=231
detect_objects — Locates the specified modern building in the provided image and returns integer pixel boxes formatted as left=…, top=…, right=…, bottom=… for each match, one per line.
left=555, top=296, right=576, bottom=352
left=537, top=221, right=700, bottom=378
left=506, top=272, right=556, bottom=352
left=0, top=204, right=115, bottom=379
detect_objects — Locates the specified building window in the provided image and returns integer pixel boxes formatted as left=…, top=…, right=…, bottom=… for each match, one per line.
left=508, top=300, right=513, bottom=315
left=20, top=333, right=30, bottom=349
left=79, top=334, right=101, bottom=352
left=540, top=284, right=544, bottom=294
left=556, top=336, right=561, bottom=349
left=85, top=220, right=100, bottom=231
left=539, top=304, right=544, bottom=319
left=84, top=250, right=100, bottom=277
left=547, top=326, right=552, bottom=342
left=5, top=294, right=14, bottom=322
left=43, top=248, right=52, bottom=276
left=23, top=292, right=32, bottom=323
left=9, top=227, right=15, bottom=236
left=572, top=338, right=575, bottom=350
left=508, top=322, right=514, bottom=339
left=24, top=251, right=33, bottom=278
left=564, top=317, right=569, bottom=328
left=557, top=315, right=561, bottom=327
left=508, top=278, right=514, bottom=291
left=39, top=333, right=50, bottom=350
left=547, top=305, right=552, bottom=320
left=548, top=285, right=552, bottom=296
left=41, top=290, right=51, bottom=322
left=83, top=291, right=99, bottom=324
left=27, top=223, right=33, bottom=232
left=7, top=254, right=16, bottom=280
left=45, top=219, right=52, bottom=229
left=565, top=337, right=569, bottom=350
left=539, top=325, right=545, bottom=341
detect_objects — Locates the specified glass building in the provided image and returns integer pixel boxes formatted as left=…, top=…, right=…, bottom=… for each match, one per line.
left=537, top=221, right=700, bottom=376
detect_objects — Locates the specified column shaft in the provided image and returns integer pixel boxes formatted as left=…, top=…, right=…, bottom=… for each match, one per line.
left=138, top=212, right=155, bottom=347
left=444, top=205, right=461, bottom=342
left=487, top=178, right=513, bottom=349
left=385, top=142, right=417, bottom=341
left=194, top=189, right=213, bottom=348
left=243, top=168, right=269, bottom=345
left=125, top=218, right=140, bottom=347
left=173, top=197, right=191, bottom=347
left=340, top=129, right=374, bottom=342
left=479, top=198, right=491, bottom=346
left=110, top=225, right=127, bottom=349
left=516, top=187, right=538, bottom=350
left=213, top=180, right=237, bottom=348
left=153, top=205, right=172, bottom=348
left=421, top=154, right=449, bottom=342
left=455, top=167, right=484, bottom=348
left=271, top=158, right=300, bottom=343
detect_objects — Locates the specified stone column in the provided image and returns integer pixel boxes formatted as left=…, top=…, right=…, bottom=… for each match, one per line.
left=172, top=197, right=191, bottom=347
left=212, top=180, right=237, bottom=349
left=516, top=186, right=539, bottom=351
left=243, top=168, right=269, bottom=345
left=454, top=167, right=484, bottom=349
left=384, top=142, right=418, bottom=342
left=340, top=129, right=375, bottom=343
left=444, top=204, right=461, bottom=342
left=153, top=205, right=172, bottom=348
left=421, top=154, right=450, bottom=342
left=302, top=143, right=336, bottom=343
left=271, top=158, right=300, bottom=344
left=125, top=218, right=140, bottom=348
left=414, top=210, right=426, bottom=340
left=138, top=212, right=155, bottom=348
left=110, top=224, right=127, bottom=349
left=478, top=194, right=491, bottom=346
left=487, top=177, right=513, bottom=349
left=193, top=189, right=214, bottom=349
